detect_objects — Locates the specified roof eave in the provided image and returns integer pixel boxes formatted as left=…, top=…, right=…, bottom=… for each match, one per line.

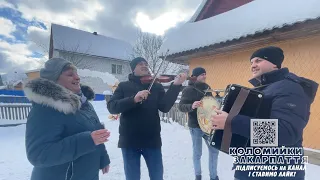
left=165, top=18, right=320, bottom=64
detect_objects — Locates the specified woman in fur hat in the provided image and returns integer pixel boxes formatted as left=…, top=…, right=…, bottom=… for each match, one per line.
left=23, top=58, right=111, bottom=180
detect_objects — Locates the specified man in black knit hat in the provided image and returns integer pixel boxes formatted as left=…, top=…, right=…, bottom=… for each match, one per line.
left=178, top=67, right=220, bottom=180
left=211, top=46, right=318, bottom=180
left=107, top=57, right=187, bottom=180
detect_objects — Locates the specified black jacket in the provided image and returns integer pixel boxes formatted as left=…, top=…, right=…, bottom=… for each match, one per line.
left=178, top=81, right=212, bottom=128
left=107, top=74, right=182, bottom=148
left=231, top=68, right=318, bottom=180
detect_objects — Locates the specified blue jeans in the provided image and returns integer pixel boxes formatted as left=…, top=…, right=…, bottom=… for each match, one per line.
left=121, top=148, right=163, bottom=180
left=190, top=127, right=219, bottom=179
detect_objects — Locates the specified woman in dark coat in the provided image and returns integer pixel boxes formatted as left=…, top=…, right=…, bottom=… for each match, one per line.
left=23, top=58, right=111, bottom=180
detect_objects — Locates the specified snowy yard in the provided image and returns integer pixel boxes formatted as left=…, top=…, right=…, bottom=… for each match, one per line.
left=0, top=101, right=319, bottom=180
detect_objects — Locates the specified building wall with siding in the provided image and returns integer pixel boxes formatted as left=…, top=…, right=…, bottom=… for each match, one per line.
left=54, top=50, right=131, bottom=82
left=188, top=35, right=320, bottom=149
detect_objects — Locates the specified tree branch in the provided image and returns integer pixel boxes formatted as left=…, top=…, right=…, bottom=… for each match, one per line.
left=130, top=30, right=184, bottom=75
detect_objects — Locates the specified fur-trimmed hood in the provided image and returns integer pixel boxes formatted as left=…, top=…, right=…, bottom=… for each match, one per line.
left=23, top=78, right=95, bottom=114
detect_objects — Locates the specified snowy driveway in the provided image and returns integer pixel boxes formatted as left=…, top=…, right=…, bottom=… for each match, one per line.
left=0, top=101, right=319, bottom=180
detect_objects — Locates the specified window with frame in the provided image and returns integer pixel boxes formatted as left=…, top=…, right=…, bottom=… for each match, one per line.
left=112, top=64, right=122, bottom=74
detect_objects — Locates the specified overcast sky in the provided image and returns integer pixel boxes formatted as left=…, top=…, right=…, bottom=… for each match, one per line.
left=0, top=0, right=202, bottom=74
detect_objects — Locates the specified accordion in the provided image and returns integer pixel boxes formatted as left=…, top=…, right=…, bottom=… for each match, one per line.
left=207, top=84, right=264, bottom=154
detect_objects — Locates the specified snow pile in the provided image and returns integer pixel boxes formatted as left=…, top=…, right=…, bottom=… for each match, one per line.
left=103, top=90, right=112, bottom=95
left=1, top=72, right=27, bottom=86
left=160, top=0, right=320, bottom=56
left=77, top=69, right=119, bottom=86
left=0, top=86, right=7, bottom=89
left=0, top=100, right=319, bottom=180
left=0, top=119, right=27, bottom=126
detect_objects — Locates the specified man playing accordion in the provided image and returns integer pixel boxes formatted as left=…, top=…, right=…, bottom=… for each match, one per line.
left=211, top=46, right=318, bottom=180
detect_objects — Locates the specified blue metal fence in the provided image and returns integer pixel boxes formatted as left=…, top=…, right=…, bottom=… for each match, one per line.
left=94, top=94, right=105, bottom=101
left=0, top=90, right=106, bottom=102
left=0, top=90, right=25, bottom=96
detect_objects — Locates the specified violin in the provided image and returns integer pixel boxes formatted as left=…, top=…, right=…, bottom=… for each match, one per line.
left=140, top=74, right=197, bottom=84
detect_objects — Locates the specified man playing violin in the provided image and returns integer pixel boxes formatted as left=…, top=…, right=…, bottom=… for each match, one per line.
left=178, top=67, right=220, bottom=180
left=107, top=57, right=187, bottom=180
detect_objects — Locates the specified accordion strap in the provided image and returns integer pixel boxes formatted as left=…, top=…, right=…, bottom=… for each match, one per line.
left=221, top=88, right=250, bottom=153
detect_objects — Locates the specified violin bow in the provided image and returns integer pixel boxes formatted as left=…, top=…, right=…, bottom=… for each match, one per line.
left=147, top=49, right=170, bottom=91
left=140, top=49, right=170, bottom=104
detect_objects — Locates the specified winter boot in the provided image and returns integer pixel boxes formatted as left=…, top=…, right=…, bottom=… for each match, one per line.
left=195, top=175, right=201, bottom=180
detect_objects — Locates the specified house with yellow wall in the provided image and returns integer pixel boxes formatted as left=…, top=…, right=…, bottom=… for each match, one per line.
left=160, top=0, right=320, bottom=149
left=25, top=69, right=40, bottom=80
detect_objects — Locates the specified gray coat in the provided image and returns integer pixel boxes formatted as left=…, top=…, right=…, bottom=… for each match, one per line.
left=24, top=78, right=110, bottom=180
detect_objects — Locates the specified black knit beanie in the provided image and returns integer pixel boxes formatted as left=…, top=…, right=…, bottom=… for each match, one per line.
left=250, top=46, right=284, bottom=68
left=192, top=67, right=206, bottom=77
left=130, top=57, right=147, bottom=71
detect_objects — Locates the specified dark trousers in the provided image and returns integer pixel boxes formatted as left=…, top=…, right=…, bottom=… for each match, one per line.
left=121, top=148, right=163, bottom=180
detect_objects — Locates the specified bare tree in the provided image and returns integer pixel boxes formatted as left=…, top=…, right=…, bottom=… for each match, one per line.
left=131, top=30, right=184, bottom=75
left=32, top=39, right=94, bottom=69
left=55, top=40, right=94, bottom=69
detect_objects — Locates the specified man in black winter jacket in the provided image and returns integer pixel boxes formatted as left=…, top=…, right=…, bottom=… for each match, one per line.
left=211, top=46, right=318, bottom=180
left=107, top=57, right=187, bottom=180
left=178, top=67, right=219, bottom=180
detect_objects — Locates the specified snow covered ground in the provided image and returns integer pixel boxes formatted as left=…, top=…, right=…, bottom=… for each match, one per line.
left=0, top=101, right=319, bottom=180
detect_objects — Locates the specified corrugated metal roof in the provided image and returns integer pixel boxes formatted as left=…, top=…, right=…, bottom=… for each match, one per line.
left=160, top=0, right=320, bottom=56
left=51, top=23, right=133, bottom=61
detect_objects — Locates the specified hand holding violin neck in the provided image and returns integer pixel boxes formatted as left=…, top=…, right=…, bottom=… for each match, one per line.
left=173, top=73, right=187, bottom=85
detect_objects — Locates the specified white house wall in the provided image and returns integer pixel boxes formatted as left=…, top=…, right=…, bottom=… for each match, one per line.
left=54, top=50, right=131, bottom=82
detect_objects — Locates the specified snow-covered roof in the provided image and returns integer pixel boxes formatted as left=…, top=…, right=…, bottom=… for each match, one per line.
left=51, top=23, right=133, bottom=61
left=160, top=0, right=320, bottom=56
left=13, top=80, right=23, bottom=86
left=25, top=69, right=40, bottom=73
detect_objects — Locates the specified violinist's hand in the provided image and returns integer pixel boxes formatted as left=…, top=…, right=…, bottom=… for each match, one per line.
left=173, top=73, right=187, bottom=85
left=134, top=90, right=150, bottom=103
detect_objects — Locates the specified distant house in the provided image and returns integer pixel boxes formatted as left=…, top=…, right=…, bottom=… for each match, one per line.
left=160, top=0, right=320, bottom=149
left=49, top=23, right=133, bottom=82
left=25, top=69, right=40, bottom=81
left=13, top=80, right=23, bottom=90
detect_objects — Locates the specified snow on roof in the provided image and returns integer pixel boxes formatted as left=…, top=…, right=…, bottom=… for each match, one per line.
left=25, top=69, right=40, bottom=73
left=160, top=0, right=320, bottom=56
left=13, top=80, right=23, bottom=87
left=1, top=72, right=27, bottom=85
left=51, top=23, right=133, bottom=61
left=188, top=0, right=208, bottom=23
left=77, top=69, right=119, bottom=86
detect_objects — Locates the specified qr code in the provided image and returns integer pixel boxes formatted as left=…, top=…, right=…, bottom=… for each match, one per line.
left=250, top=119, right=278, bottom=147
